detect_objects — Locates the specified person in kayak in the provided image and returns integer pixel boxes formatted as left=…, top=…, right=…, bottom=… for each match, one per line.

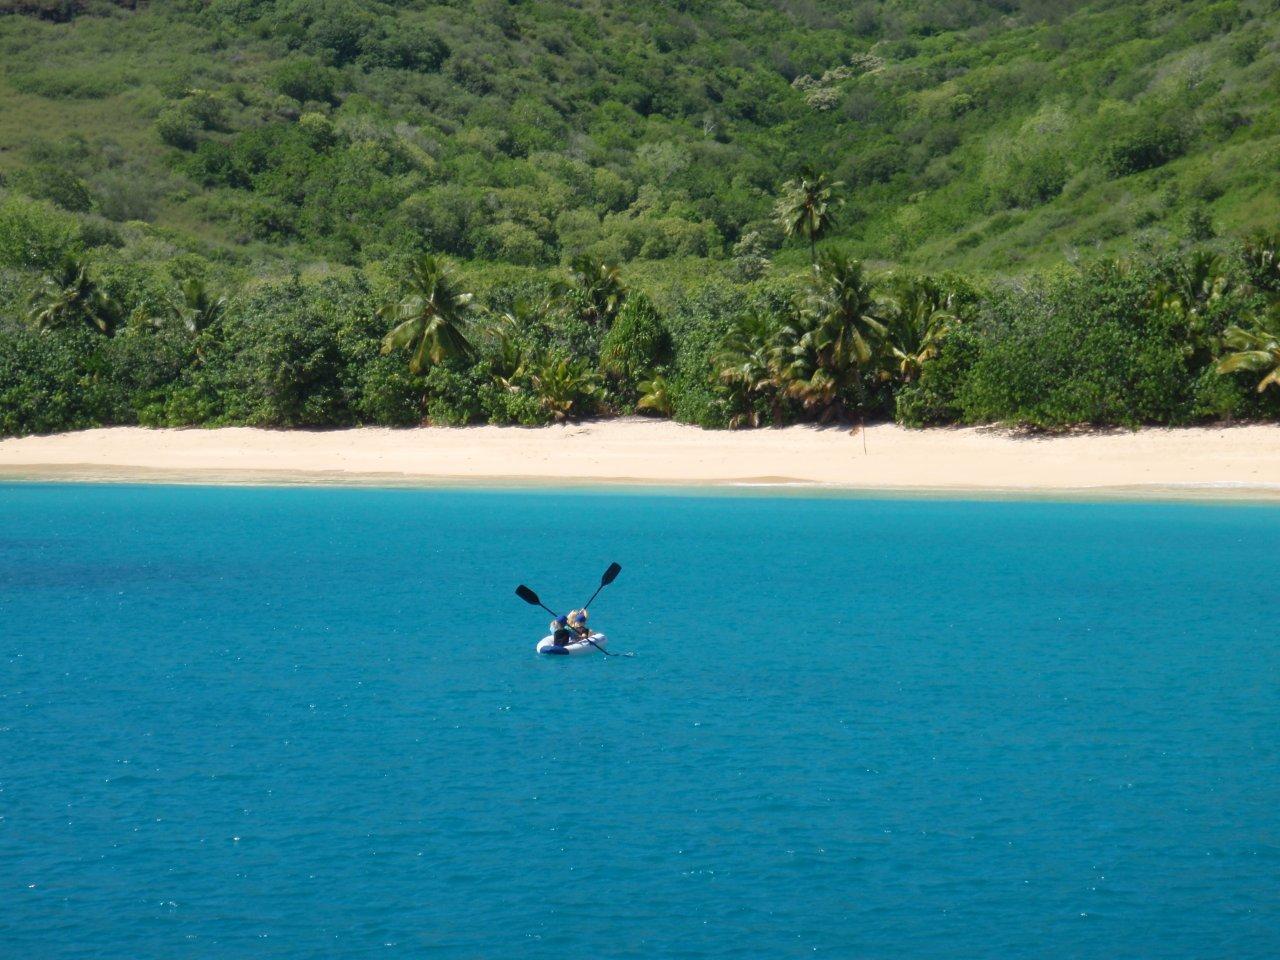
left=550, top=614, right=571, bottom=647
left=567, top=608, right=590, bottom=640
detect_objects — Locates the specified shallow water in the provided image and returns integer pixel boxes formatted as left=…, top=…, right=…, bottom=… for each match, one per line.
left=1, top=484, right=1277, bottom=959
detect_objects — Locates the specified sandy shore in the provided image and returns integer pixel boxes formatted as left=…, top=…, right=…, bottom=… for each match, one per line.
left=2, top=419, right=1280, bottom=499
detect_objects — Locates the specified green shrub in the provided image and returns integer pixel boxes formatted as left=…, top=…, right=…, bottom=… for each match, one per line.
left=155, top=107, right=200, bottom=150
left=359, top=24, right=450, bottom=72
left=0, top=321, right=92, bottom=436
left=1101, top=119, right=1187, bottom=177
left=668, top=368, right=727, bottom=427
left=0, top=193, right=83, bottom=270
left=354, top=353, right=423, bottom=425
left=422, top=364, right=484, bottom=425
left=956, top=261, right=1199, bottom=427
left=95, top=324, right=199, bottom=425
left=199, top=276, right=369, bottom=426
left=91, top=167, right=165, bottom=222
left=986, top=124, right=1071, bottom=208
left=183, top=90, right=229, bottom=131
left=272, top=58, right=338, bottom=104
left=10, top=165, right=94, bottom=212
left=476, top=221, right=547, bottom=265
left=661, top=287, right=740, bottom=428
left=1184, top=205, right=1216, bottom=242
left=598, top=293, right=672, bottom=403
left=894, top=323, right=983, bottom=426
left=9, top=65, right=130, bottom=99
left=479, top=382, right=551, bottom=425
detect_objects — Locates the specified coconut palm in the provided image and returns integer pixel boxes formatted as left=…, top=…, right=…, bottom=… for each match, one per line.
left=378, top=255, right=475, bottom=374
left=774, top=168, right=844, bottom=265
left=877, top=274, right=957, bottom=383
left=780, top=251, right=883, bottom=446
left=482, top=297, right=545, bottom=387
left=1154, top=251, right=1231, bottom=364
left=1240, top=232, right=1280, bottom=295
left=568, top=255, right=626, bottom=328
left=174, top=278, right=227, bottom=335
left=637, top=374, right=673, bottom=417
left=1159, top=250, right=1227, bottom=306
left=788, top=251, right=882, bottom=416
left=1217, top=306, right=1280, bottom=393
left=714, top=310, right=789, bottom=427
left=28, top=255, right=120, bottom=337
left=528, top=352, right=600, bottom=422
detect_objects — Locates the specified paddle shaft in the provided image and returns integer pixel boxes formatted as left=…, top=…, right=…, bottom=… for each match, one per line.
left=580, top=581, right=607, bottom=610
left=578, top=561, right=621, bottom=612
left=584, top=635, right=616, bottom=656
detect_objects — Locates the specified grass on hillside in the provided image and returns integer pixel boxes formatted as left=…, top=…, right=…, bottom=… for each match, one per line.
left=0, top=0, right=1278, bottom=281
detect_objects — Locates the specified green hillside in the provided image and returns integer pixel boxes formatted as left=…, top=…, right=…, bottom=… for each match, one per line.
left=1, top=0, right=1278, bottom=273
left=1, top=0, right=1279, bottom=437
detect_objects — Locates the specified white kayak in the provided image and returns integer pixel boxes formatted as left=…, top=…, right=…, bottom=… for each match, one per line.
left=536, top=632, right=607, bottom=656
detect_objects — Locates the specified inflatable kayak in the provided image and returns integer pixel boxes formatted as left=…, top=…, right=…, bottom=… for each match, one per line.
left=536, top=632, right=607, bottom=656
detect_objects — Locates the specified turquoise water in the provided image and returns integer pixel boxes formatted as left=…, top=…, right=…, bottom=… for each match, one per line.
left=1, top=483, right=1277, bottom=959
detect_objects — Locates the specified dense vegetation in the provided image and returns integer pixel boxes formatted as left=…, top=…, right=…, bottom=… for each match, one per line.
left=1, top=0, right=1279, bottom=436
left=3, top=0, right=1279, bottom=270
left=3, top=210, right=1279, bottom=436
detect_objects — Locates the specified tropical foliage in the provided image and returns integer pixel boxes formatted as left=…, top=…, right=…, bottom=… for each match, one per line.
left=3, top=231, right=1280, bottom=437
left=877, top=275, right=962, bottom=384
left=1, top=1, right=1280, bottom=436
left=28, top=255, right=119, bottom=336
left=1218, top=307, right=1280, bottom=393
left=775, top=171, right=845, bottom=265
left=378, top=255, right=474, bottom=374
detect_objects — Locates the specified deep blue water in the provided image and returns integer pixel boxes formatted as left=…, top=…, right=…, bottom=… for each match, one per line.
left=1, top=483, right=1277, bottom=959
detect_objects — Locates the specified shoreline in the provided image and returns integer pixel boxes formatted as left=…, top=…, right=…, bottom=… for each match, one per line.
left=1, top=469, right=1277, bottom=505
left=2, top=420, right=1280, bottom=501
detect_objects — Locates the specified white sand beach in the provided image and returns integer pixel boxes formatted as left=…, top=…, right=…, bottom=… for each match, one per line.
left=2, top=419, right=1280, bottom=497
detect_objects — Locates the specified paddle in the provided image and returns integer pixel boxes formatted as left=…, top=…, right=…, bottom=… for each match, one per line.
left=580, top=561, right=622, bottom=611
left=515, top=583, right=557, bottom=617
left=576, top=562, right=622, bottom=656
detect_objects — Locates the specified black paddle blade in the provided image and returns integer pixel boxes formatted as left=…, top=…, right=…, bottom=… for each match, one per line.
left=601, top=562, right=621, bottom=585
left=515, top=584, right=541, bottom=605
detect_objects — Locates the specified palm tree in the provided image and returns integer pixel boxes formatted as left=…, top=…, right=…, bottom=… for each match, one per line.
left=28, top=255, right=120, bottom=337
left=774, top=168, right=844, bottom=265
left=785, top=250, right=883, bottom=444
left=1153, top=251, right=1230, bottom=363
left=481, top=297, right=545, bottom=388
left=528, top=352, right=600, bottom=422
left=877, top=275, right=957, bottom=383
left=1225, top=236, right=1280, bottom=389
left=568, top=255, right=626, bottom=328
left=174, top=278, right=227, bottom=335
left=1217, top=306, right=1280, bottom=393
left=378, top=255, right=475, bottom=374
left=714, top=311, right=788, bottom=427
left=794, top=251, right=882, bottom=404
left=1241, top=232, right=1280, bottom=295
left=637, top=374, right=673, bottom=417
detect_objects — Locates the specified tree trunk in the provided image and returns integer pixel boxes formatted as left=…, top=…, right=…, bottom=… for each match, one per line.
left=852, top=373, right=868, bottom=453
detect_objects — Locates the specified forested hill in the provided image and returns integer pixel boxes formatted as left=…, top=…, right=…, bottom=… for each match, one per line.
left=1, top=0, right=1277, bottom=275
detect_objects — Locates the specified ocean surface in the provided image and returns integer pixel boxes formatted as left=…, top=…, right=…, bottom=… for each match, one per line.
left=1, top=483, right=1277, bottom=959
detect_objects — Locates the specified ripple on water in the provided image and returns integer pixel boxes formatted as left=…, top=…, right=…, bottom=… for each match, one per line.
left=0, top=485, right=1277, bottom=959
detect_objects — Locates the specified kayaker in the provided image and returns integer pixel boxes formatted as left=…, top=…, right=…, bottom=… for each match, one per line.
left=550, top=614, right=571, bottom=647
left=567, top=608, right=590, bottom=639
